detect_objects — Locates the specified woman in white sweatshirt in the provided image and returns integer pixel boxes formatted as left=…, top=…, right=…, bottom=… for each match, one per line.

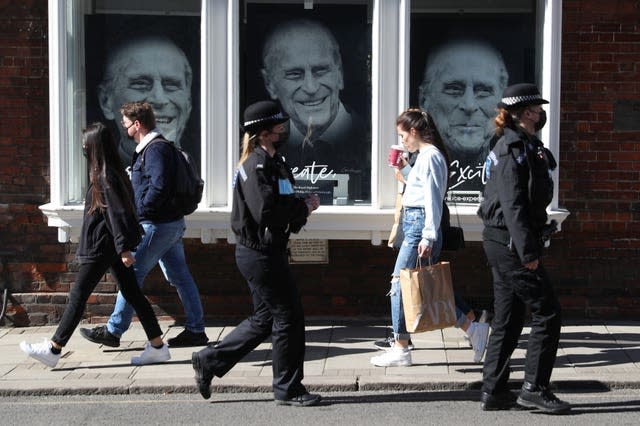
left=371, top=109, right=489, bottom=367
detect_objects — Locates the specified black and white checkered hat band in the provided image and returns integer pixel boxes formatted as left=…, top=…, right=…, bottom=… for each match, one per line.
left=500, top=94, right=544, bottom=106
left=243, top=112, right=287, bottom=127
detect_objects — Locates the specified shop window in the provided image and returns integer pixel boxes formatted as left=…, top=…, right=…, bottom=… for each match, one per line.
left=241, top=1, right=373, bottom=206
left=42, top=0, right=565, bottom=244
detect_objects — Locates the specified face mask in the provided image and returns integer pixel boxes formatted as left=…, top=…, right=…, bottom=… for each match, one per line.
left=272, top=129, right=289, bottom=150
left=534, top=110, right=547, bottom=132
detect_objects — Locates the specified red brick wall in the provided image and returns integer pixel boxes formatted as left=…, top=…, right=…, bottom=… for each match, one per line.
left=558, top=0, right=640, bottom=318
left=1, top=1, right=638, bottom=327
left=0, top=0, right=69, bottom=326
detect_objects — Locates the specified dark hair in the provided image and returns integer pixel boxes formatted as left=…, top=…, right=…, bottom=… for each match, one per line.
left=82, top=122, right=136, bottom=217
left=120, top=101, right=156, bottom=130
left=396, top=108, right=451, bottom=171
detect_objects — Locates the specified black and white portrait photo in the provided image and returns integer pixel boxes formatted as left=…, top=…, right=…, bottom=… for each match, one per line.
left=244, top=4, right=372, bottom=205
left=411, top=11, right=536, bottom=202
left=85, top=14, right=201, bottom=168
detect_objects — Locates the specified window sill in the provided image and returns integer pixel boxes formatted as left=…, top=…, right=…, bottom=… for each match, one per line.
left=40, top=203, right=570, bottom=245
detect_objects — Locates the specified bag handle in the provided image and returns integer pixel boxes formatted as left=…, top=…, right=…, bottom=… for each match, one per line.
left=415, top=255, right=434, bottom=270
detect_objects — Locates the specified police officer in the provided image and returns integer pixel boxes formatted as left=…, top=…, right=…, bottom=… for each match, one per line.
left=191, top=101, right=321, bottom=407
left=477, top=84, right=570, bottom=413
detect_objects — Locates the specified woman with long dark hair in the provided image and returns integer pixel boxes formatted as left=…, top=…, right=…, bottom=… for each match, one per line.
left=20, top=123, right=169, bottom=367
left=370, top=108, right=489, bottom=367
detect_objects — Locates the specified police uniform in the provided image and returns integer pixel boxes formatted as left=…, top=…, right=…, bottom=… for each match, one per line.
left=478, top=84, right=567, bottom=411
left=193, top=101, right=317, bottom=404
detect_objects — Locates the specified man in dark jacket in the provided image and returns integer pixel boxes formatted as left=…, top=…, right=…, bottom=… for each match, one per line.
left=477, top=84, right=570, bottom=414
left=80, top=101, right=208, bottom=348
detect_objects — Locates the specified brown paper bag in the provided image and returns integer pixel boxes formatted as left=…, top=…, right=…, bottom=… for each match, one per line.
left=400, top=261, right=457, bottom=333
left=387, top=193, right=404, bottom=249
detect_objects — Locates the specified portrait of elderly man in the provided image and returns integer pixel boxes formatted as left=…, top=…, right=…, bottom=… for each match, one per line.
left=418, top=40, right=509, bottom=177
left=259, top=18, right=370, bottom=194
left=97, top=36, right=193, bottom=165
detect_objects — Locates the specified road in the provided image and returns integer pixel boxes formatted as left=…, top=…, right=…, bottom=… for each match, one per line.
left=1, top=389, right=639, bottom=425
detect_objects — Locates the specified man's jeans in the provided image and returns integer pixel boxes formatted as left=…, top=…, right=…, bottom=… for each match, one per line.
left=390, top=207, right=468, bottom=340
left=107, top=218, right=205, bottom=337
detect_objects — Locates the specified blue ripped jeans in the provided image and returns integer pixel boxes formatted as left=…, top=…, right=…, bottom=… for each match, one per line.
left=389, top=207, right=470, bottom=340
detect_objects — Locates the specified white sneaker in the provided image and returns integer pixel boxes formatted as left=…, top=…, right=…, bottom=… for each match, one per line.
left=370, top=346, right=412, bottom=367
left=20, top=338, right=61, bottom=368
left=131, top=342, right=171, bottom=365
left=467, top=322, right=490, bottom=363
left=464, top=310, right=490, bottom=348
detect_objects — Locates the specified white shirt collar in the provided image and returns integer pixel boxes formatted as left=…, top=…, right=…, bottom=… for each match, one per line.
left=135, top=129, right=162, bottom=153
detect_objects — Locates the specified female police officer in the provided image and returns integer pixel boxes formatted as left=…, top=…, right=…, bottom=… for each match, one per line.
left=478, top=84, right=570, bottom=414
left=191, top=101, right=321, bottom=406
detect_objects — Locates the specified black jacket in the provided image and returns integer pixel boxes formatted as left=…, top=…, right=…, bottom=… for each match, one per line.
left=76, top=173, right=142, bottom=264
left=478, top=126, right=555, bottom=264
left=231, top=147, right=309, bottom=253
left=131, top=136, right=182, bottom=223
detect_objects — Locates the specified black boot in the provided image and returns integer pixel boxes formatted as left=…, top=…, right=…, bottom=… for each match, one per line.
left=480, top=390, right=518, bottom=411
left=517, top=382, right=571, bottom=414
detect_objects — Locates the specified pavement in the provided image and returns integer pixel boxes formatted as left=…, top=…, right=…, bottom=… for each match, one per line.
left=1, top=320, right=639, bottom=396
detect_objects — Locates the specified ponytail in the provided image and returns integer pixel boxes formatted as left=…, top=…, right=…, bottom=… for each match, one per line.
left=494, top=106, right=526, bottom=136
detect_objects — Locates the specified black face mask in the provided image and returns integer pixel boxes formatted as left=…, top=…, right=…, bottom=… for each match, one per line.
left=534, top=110, right=547, bottom=132
left=272, top=129, right=289, bottom=150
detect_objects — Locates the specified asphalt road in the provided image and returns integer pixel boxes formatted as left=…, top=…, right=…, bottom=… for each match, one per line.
left=1, top=389, right=639, bottom=425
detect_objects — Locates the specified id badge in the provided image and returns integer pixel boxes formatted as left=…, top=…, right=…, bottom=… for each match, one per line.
left=278, top=178, right=294, bottom=195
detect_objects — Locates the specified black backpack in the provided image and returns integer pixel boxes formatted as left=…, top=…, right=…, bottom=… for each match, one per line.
left=141, top=139, right=204, bottom=215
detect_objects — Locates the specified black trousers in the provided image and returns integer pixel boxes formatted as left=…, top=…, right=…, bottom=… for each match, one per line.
left=52, top=254, right=163, bottom=347
left=481, top=240, right=562, bottom=394
left=197, top=243, right=306, bottom=400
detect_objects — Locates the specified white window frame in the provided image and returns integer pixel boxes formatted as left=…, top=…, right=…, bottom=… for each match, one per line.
left=40, top=0, right=567, bottom=245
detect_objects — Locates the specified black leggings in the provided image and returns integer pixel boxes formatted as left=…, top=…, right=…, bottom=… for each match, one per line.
left=52, top=255, right=162, bottom=347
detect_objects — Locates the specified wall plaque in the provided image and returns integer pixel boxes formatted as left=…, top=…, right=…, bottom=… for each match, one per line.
left=614, top=100, right=640, bottom=131
left=289, top=239, right=329, bottom=264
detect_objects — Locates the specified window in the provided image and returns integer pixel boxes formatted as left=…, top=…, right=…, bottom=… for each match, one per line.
left=41, top=0, right=566, bottom=244
left=241, top=2, right=373, bottom=206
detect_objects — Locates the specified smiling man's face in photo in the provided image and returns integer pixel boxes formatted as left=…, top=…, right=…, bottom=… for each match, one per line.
left=99, top=37, right=192, bottom=162
left=262, top=24, right=343, bottom=138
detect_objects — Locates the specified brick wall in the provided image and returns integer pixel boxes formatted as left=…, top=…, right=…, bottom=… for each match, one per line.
left=1, top=1, right=638, bottom=327
left=0, top=0, right=70, bottom=326
left=557, top=0, right=640, bottom=318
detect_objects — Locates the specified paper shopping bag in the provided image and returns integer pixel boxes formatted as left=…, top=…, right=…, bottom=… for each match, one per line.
left=400, top=261, right=457, bottom=333
left=387, top=193, right=404, bottom=249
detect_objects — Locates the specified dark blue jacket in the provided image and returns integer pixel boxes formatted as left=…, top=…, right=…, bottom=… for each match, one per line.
left=131, top=136, right=183, bottom=223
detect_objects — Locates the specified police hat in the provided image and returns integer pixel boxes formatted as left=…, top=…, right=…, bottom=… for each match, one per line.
left=497, top=83, right=549, bottom=110
left=242, top=100, right=289, bottom=133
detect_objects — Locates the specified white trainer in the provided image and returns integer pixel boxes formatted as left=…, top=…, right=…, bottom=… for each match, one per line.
left=131, top=342, right=171, bottom=365
left=467, top=321, right=490, bottom=363
left=370, top=346, right=412, bottom=367
left=20, top=338, right=61, bottom=368
left=465, top=310, right=490, bottom=348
